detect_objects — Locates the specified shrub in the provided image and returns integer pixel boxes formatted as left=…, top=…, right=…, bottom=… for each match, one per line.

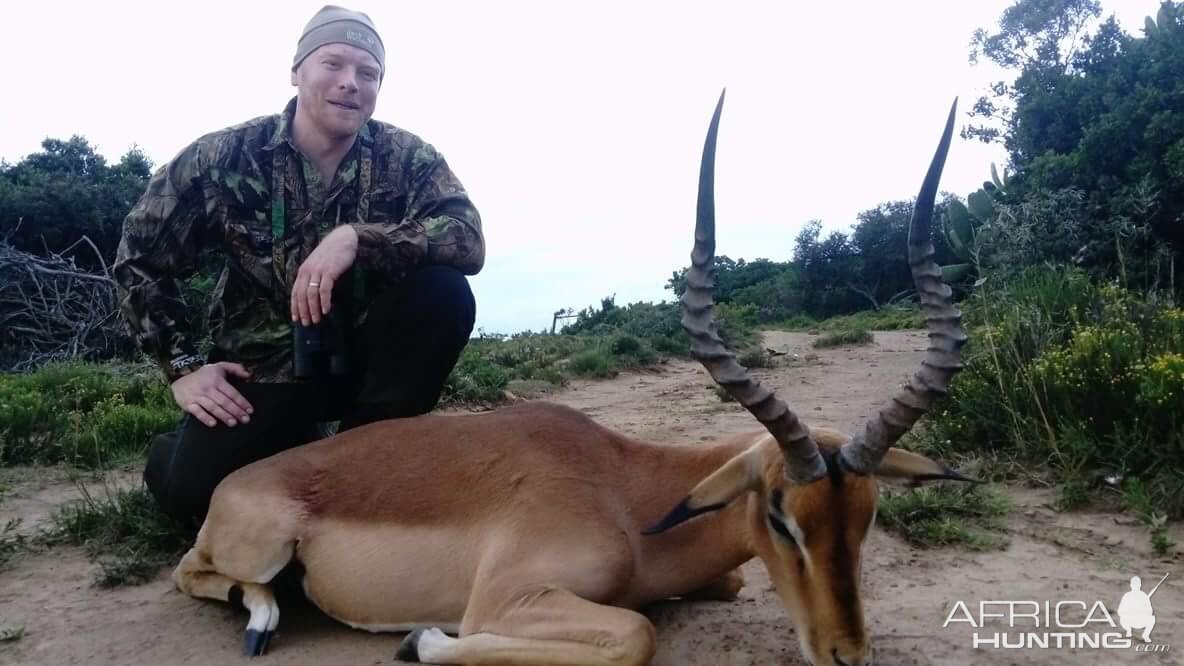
left=441, top=347, right=511, bottom=404
left=651, top=334, right=689, bottom=356
left=714, top=303, right=761, bottom=350
left=0, top=361, right=178, bottom=467
left=815, top=305, right=924, bottom=333
left=813, top=329, right=874, bottom=348
left=609, top=335, right=657, bottom=367
left=737, top=347, right=774, bottom=368
left=567, top=350, right=617, bottom=378
left=777, top=313, right=818, bottom=330
left=919, top=264, right=1184, bottom=518
left=610, top=335, right=642, bottom=356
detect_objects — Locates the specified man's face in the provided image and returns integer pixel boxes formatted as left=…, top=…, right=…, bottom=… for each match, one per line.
left=291, top=43, right=381, bottom=140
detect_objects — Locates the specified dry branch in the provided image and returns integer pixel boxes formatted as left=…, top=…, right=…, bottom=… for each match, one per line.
left=0, top=237, right=133, bottom=371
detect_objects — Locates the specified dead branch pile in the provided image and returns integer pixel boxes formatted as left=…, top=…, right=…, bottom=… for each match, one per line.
left=0, top=236, right=134, bottom=372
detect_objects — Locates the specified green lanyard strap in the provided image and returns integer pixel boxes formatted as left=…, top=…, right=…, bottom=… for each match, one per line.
left=271, top=142, right=370, bottom=302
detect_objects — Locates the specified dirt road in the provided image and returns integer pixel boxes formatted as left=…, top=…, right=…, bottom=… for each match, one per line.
left=1, top=331, right=1180, bottom=665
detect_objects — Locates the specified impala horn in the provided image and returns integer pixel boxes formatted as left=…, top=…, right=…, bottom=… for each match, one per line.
left=840, top=99, right=968, bottom=474
left=681, top=90, right=826, bottom=485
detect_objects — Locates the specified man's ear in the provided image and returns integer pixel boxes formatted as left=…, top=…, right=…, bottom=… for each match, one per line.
left=291, top=67, right=299, bottom=86
left=874, top=448, right=978, bottom=487
left=643, top=441, right=769, bottom=535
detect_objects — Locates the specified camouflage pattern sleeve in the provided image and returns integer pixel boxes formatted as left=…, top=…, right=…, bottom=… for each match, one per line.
left=352, top=142, right=484, bottom=276
left=113, top=141, right=212, bottom=383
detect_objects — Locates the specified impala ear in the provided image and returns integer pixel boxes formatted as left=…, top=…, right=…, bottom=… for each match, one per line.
left=873, top=448, right=978, bottom=487
left=643, top=441, right=770, bottom=535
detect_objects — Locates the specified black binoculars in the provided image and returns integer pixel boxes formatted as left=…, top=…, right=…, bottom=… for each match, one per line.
left=292, top=277, right=352, bottom=380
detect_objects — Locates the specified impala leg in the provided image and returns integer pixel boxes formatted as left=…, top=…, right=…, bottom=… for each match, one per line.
left=681, top=568, right=745, bottom=602
left=173, top=548, right=281, bottom=656
left=396, top=586, right=656, bottom=666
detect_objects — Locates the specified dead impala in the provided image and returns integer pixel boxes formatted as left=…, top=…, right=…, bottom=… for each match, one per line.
left=174, top=92, right=970, bottom=665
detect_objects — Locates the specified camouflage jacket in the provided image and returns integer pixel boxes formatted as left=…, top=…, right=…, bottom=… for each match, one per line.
left=114, top=98, right=484, bottom=383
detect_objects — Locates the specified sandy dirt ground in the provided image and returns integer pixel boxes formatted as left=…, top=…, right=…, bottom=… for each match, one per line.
left=1, top=330, right=1181, bottom=665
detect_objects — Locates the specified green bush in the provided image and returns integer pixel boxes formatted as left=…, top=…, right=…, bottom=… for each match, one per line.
left=0, top=361, right=178, bottom=467
left=651, top=334, right=689, bottom=356
left=610, top=335, right=657, bottom=367
left=919, top=264, right=1184, bottom=517
left=568, top=349, right=618, bottom=378
left=441, top=347, right=511, bottom=404
left=714, top=302, right=761, bottom=350
left=814, top=305, right=925, bottom=333
left=777, top=314, right=818, bottom=330
left=611, top=335, right=642, bottom=356
left=561, top=297, right=726, bottom=360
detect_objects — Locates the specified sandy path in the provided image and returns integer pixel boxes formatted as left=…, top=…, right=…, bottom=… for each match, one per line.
left=1, top=330, right=1180, bottom=665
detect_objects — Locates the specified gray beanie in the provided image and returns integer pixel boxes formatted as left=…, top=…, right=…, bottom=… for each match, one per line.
left=293, top=5, right=385, bottom=77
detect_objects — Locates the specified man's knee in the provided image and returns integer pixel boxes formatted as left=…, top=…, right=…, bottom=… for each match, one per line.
left=144, top=428, right=211, bottom=526
left=401, top=265, right=476, bottom=336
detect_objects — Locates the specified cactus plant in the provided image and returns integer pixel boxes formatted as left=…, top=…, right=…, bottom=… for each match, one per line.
left=939, top=163, right=1008, bottom=283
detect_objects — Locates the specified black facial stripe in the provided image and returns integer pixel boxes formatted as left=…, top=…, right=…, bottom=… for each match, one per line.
left=825, top=450, right=846, bottom=486
left=768, top=512, right=796, bottom=544
left=768, top=487, right=800, bottom=546
left=825, top=451, right=862, bottom=629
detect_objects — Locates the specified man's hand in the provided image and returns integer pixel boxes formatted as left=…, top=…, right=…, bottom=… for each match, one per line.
left=291, top=225, right=359, bottom=325
left=172, top=363, right=255, bottom=428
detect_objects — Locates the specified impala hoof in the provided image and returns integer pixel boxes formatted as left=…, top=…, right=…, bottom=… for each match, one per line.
left=243, top=628, right=273, bottom=657
left=396, top=628, right=425, bottom=662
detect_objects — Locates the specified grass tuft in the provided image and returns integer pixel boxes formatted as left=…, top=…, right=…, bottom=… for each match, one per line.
left=877, top=483, right=1010, bottom=550
left=567, top=350, right=618, bottom=378
left=45, top=483, right=192, bottom=588
left=0, top=518, right=27, bottom=570
left=813, top=329, right=874, bottom=348
left=0, top=625, right=24, bottom=642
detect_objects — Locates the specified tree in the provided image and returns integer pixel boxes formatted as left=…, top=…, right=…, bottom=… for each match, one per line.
left=968, top=0, right=1184, bottom=289
left=965, top=0, right=1103, bottom=146
left=793, top=221, right=863, bottom=317
left=665, top=255, right=790, bottom=302
left=848, top=201, right=915, bottom=309
left=0, top=136, right=152, bottom=269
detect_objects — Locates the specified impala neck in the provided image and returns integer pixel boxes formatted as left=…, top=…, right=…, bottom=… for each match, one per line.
left=627, top=433, right=761, bottom=605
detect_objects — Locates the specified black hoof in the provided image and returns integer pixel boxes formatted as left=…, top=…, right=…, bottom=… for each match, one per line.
left=243, top=629, right=273, bottom=657
left=395, top=628, right=425, bottom=662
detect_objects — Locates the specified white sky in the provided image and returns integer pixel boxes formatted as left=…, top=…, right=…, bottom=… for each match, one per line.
left=0, top=1, right=1162, bottom=334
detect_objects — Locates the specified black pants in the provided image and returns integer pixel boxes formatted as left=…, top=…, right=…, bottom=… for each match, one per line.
left=144, top=265, right=475, bottom=526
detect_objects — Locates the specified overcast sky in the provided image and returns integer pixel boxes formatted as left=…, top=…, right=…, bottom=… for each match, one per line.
left=0, top=1, right=1162, bottom=334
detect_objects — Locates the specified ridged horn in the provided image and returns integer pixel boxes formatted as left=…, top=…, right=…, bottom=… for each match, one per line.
left=840, top=99, right=968, bottom=474
left=682, top=90, right=826, bottom=485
